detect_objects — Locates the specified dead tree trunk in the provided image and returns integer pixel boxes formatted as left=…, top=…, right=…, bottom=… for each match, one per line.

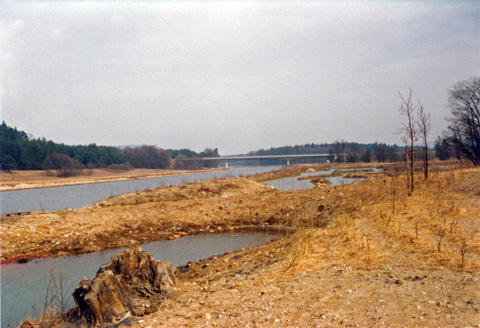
left=423, top=147, right=428, bottom=180
left=410, top=147, right=414, bottom=192
left=406, top=148, right=411, bottom=195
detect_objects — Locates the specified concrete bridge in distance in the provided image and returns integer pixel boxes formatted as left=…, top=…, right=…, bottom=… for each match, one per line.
left=202, top=153, right=334, bottom=168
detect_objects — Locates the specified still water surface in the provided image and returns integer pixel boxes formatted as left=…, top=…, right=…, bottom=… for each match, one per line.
left=263, top=168, right=380, bottom=191
left=0, top=167, right=379, bottom=215
left=0, top=232, right=281, bottom=327
left=0, top=166, right=378, bottom=326
left=0, top=166, right=281, bottom=216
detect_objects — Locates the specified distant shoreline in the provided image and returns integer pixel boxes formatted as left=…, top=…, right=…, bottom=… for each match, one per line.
left=0, top=168, right=224, bottom=191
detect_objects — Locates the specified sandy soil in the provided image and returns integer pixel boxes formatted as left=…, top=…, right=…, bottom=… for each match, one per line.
left=0, top=172, right=329, bottom=263
left=126, top=167, right=480, bottom=328
left=2, top=164, right=480, bottom=327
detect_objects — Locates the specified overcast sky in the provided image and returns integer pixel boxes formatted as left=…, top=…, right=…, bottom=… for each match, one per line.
left=1, top=1, right=479, bottom=155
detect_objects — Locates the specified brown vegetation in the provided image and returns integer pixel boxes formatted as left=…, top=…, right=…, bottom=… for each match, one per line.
left=130, top=166, right=480, bottom=328
left=2, top=163, right=480, bottom=327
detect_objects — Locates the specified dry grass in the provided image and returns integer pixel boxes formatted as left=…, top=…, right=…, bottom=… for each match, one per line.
left=6, top=163, right=480, bottom=327
left=261, top=165, right=480, bottom=295
left=132, top=165, right=477, bottom=327
left=302, top=167, right=480, bottom=274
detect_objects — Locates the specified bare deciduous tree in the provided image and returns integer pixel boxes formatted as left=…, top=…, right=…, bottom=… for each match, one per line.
left=121, top=145, right=171, bottom=169
left=446, top=77, right=480, bottom=166
left=434, top=135, right=451, bottom=160
left=43, top=153, right=83, bottom=177
left=417, top=101, right=431, bottom=179
left=398, top=89, right=419, bottom=193
left=200, top=147, right=220, bottom=168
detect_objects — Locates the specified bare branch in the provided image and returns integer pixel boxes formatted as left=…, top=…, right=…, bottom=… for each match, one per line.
left=416, top=100, right=431, bottom=179
left=444, top=77, right=480, bottom=166
left=398, top=89, right=419, bottom=191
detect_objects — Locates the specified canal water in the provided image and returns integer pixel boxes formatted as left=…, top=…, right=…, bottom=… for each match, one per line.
left=0, top=231, right=281, bottom=327
left=0, top=166, right=380, bottom=215
left=0, top=166, right=281, bottom=216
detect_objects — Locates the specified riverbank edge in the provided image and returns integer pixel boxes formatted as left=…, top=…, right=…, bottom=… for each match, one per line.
left=0, top=225, right=295, bottom=264
left=0, top=168, right=226, bottom=192
left=7, top=165, right=480, bottom=328
left=0, top=164, right=387, bottom=263
left=0, top=160, right=463, bottom=192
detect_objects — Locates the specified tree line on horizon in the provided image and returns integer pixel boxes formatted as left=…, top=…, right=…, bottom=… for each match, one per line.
left=0, top=122, right=221, bottom=176
left=0, top=120, right=468, bottom=176
left=245, top=141, right=409, bottom=165
left=1, top=77, right=478, bottom=175
left=0, top=123, right=127, bottom=173
left=243, top=79, right=479, bottom=168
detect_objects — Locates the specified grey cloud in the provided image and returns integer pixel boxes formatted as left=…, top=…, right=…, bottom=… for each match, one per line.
left=1, top=1, right=479, bottom=155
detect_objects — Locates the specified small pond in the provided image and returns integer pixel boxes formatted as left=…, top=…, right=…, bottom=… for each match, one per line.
left=0, top=231, right=282, bottom=327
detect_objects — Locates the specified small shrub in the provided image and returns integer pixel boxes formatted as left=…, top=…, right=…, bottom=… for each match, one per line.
left=43, top=153, right=84, bottom=177
left=107, top=162, right=133, bottom=171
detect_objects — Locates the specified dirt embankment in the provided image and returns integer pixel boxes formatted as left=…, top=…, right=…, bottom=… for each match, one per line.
left=129, top=167, right=480, bottom=328
left=0, top=174, right=337, bottom=263
left=3, top=164, right=480, bottom=327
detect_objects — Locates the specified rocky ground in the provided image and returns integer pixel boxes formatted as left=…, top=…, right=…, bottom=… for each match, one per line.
left=2, top=163, right=480, bottom=327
